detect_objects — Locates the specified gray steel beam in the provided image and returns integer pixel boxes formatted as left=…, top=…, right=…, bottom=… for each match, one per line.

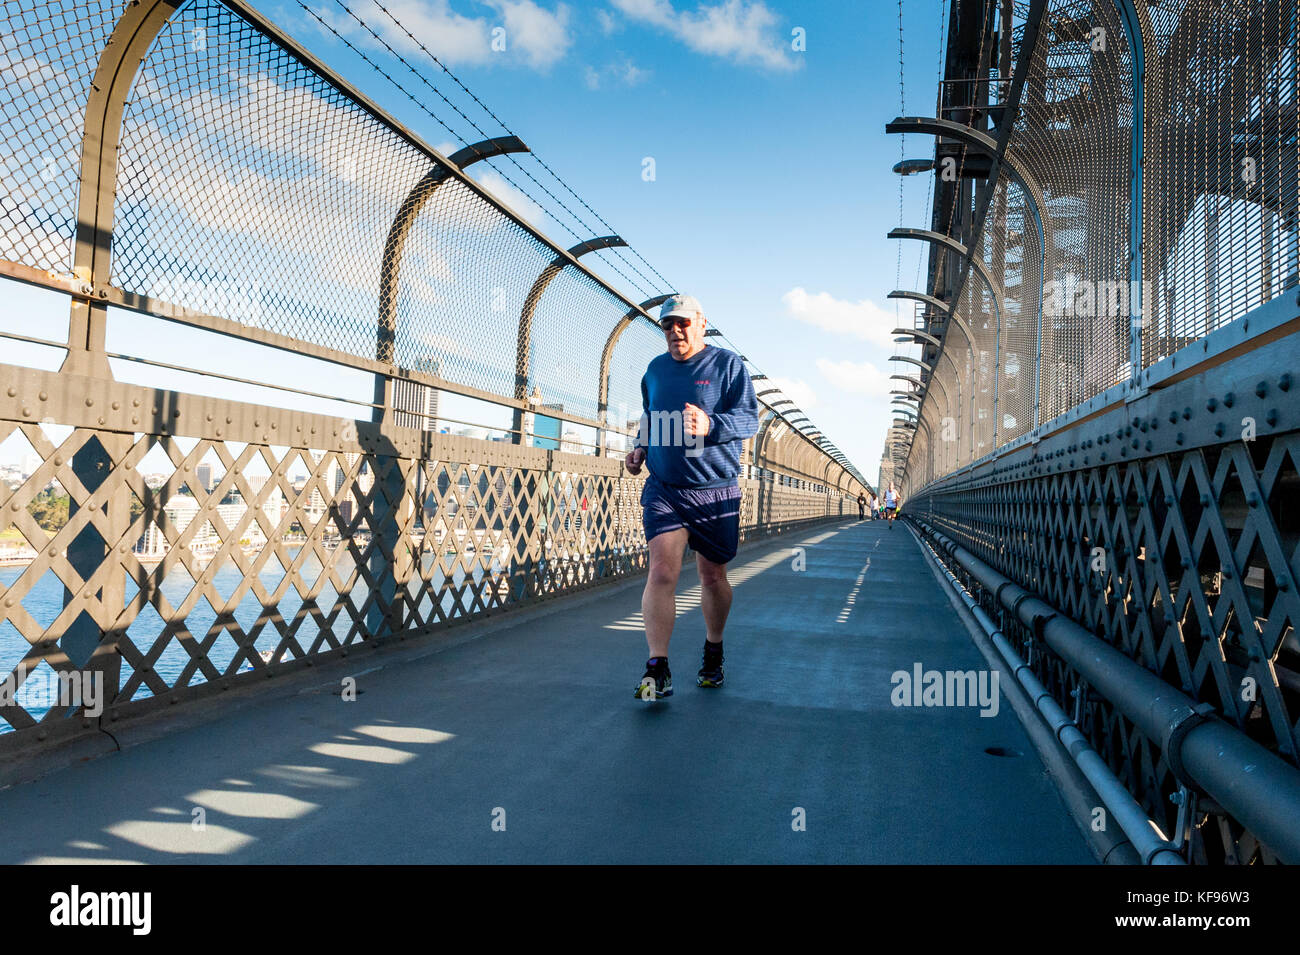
left=892, top=327, right=942, bottom=348
left=892, top=355, right=933, bottom=374
left=63, top=0, right=185, bottom=703
left=68, top=0, right=185, bottom=380
left=887, top=229, right=1006, bottom=310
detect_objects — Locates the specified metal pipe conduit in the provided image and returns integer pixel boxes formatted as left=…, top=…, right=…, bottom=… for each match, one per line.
left=912, top=529, right=1182, bottom=864
left=910, top=517, right=1300, bottom=864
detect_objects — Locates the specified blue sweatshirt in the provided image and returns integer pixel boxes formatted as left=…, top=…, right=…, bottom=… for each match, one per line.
left=637, top=345, right=759, bottom=488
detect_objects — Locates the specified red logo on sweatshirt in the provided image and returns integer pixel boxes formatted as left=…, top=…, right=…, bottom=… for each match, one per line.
left=695, top=379, right=711, bottom=385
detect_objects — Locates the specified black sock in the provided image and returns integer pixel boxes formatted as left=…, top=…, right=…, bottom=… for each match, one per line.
left=704, top=640, right=723, bottom=657
left=647, top=656, right=668, bottom=669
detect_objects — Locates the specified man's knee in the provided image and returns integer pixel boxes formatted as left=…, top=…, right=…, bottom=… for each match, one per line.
left=697, top=557, right=728, bottom=588
left=646, top=538, right=684, bottom=588
left=647, top=559, right=681, bottom=588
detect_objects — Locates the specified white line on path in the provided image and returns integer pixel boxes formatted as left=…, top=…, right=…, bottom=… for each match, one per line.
left=836, top=557, right=870, bottom=624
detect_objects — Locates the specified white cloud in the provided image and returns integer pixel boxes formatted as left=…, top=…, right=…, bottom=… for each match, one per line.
left=611, top=0, right=798, bottom=71
left=814, top=358, right=892, bottom=398
left=584, top=58, right=651, bottom=89
left=474, top=170, right=545, bottom=225
left=321, top=0, right=571, bottom=70
left=326, top=0, right=491, bottom=65
left=596, top=9, right=620, bottom=33
left=781, top=288, right=896, bottom=348
left=490, top=0, right=573, bottom=69
left=765, top=376, right=817, bottom=410
left=622, top=61, right=650, bottom=84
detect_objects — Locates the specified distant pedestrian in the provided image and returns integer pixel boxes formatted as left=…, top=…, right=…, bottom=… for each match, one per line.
left=884, top=484, right=900, bottom=529
left=857, top=492, right=867, bottom=520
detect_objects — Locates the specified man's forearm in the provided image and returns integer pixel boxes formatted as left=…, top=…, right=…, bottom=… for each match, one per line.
left=705, top=407, right=759, bottom=444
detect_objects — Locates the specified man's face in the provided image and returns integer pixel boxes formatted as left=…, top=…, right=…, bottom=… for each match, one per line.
left=661, top=312, right=707, bottom=360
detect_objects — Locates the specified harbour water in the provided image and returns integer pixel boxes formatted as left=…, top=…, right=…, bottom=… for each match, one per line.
left=0, top=545, right=499, bottom=731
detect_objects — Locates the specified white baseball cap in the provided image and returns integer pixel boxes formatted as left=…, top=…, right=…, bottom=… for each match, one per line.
left=659, top=294, right=703, bottom=322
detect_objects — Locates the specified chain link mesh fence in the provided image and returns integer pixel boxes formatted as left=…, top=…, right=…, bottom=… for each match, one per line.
left=907, top=0, right=1300, bottom=491
left=0, top=0, right=121, bottom=272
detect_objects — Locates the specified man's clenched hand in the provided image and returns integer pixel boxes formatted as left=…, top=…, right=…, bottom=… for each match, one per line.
left=683, top=403, right=711, bottom=437
left=625, top=446, right=646, bottom=475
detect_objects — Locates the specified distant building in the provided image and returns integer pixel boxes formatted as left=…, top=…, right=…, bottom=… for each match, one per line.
left=135, top=484, right=288, bottom=558
left=531, top=401, right=564, bottom=450
left=196, top=462, right=213, bottom=492
left=136, top=495, right=199, bottom=556
left=878, top=421, right=911, bottom=493
left=393, top=357, right=441, bottom=431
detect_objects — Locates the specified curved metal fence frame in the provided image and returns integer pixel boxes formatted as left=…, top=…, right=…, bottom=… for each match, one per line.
left=0, top=0, right=870, bottom=758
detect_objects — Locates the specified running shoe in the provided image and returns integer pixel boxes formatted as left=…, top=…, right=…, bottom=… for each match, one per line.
left=635, top=659, right=672, bottom=701
left=697, top=642, right=724, bottom=688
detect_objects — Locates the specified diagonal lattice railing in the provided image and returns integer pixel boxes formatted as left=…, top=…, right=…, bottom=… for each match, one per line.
left=0, top=0, right=870, bottom=755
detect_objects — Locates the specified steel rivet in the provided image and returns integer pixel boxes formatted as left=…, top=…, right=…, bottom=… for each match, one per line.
left=4, top=387, right=13, bottom=397
left=1256, top=381, right=1268, bottom=398
left=1223, top=392, right=1235, bottom=408
left=111, top=401, right=120, bottom=410
left=84, top=398, right=92, bottom=407
left=21, top=408, right=30, bottom=417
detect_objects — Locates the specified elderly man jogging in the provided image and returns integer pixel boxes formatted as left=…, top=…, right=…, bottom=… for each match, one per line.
left=884, top=484, right=900, bottom=528
left=624, top=295, right=758, bottom=701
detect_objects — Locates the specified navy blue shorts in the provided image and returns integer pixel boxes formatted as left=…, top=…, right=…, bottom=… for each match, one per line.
left=641, top=477, right=742, bottom=565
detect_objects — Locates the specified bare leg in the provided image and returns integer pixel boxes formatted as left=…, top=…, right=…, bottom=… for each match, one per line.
left=696, top=552, right=732, bottom=644
left=643, top=529, right=688, bottom=658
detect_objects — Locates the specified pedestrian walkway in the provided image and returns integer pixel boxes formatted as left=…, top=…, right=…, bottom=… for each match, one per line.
left=0, top=520, right=1093, bottom=864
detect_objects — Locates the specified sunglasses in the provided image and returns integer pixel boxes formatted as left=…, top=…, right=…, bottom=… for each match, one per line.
left=660, top=316, right=695, bottom=331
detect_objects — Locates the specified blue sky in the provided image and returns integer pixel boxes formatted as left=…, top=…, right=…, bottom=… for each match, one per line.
left=3, top=0, right=948, bottom=484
